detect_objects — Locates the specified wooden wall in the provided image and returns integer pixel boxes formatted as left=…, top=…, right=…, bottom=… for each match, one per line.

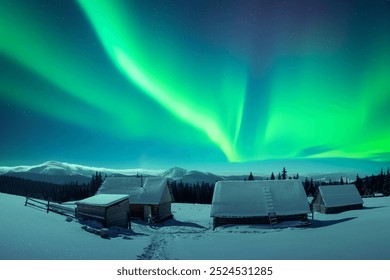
left=157, top=202, right=173, bottom=221
left=77, top=199, right=130, bottom=228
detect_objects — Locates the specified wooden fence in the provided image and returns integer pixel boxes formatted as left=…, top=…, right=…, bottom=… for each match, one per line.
left=25, top=196, right=75, bottom=218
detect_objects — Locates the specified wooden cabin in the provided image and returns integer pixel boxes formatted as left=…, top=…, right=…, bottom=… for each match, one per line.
left=75, top=194, right=130, bottom=228
left=97, top=177, right=173, bottom=222
left=311, top=184, right=363, bottom=214
left=210, top=180, right=310, bottom=229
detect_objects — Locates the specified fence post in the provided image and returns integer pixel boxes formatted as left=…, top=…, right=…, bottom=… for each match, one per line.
left=47, top=199, right=50, bottom=213
left=25, top=196, right=28, bottom=206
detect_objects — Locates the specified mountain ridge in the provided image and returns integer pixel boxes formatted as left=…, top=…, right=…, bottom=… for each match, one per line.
left=0, top=161, right=361, bottom=185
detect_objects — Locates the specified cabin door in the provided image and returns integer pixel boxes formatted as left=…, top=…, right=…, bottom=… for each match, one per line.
left=144, top=205, right=152, bottom=221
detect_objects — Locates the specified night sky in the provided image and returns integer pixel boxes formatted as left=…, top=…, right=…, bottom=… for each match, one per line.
left=1, top=0, right=389, bottom=172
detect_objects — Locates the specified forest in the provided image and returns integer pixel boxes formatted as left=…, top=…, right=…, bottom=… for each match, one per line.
left=0, top=172, right=104, bottom=203
left=0, top=168, right=389, bottom=204
left=302, top=168, right=390, bottom=197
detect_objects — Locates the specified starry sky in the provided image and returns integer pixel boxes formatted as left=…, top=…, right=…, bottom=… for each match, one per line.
left=0, top=0, right=389, bottom=173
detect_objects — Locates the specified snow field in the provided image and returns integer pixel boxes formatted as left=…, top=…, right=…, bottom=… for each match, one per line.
left=1, top=193, right=390, bottom=260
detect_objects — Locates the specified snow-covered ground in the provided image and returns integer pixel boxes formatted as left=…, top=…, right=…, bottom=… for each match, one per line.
left=0, top=192, right=389, bottom=260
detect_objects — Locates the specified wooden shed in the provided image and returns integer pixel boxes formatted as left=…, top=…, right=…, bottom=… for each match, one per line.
left=76, top=194, right=130, bottom=228
left=311, top=184, right=363, bottom=214
left=97, top=177, right=173, bottom=222
left=210, top=180, right=310, bottom=229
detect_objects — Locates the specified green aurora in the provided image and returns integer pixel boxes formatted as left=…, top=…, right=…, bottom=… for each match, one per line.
left=0, top=0, right=389, bottom=169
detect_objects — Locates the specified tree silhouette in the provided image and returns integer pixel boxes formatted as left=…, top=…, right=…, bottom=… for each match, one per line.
left=355, top=174, right=364, bottom=195
left=281, top=167, right=287, bottom=180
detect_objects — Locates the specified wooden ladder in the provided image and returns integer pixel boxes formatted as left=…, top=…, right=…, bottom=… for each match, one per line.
left=264, top=187, right=278, bottom=227
left=268, top=212, right=278, bottom=227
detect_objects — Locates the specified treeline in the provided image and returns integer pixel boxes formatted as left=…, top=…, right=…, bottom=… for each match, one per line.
left=0, top=172, right=104, bottom=203
left=302, top=178, right=320, bottom=196
left=303, top=168, right=390, bottom=197
left=355, top=168, right=390, bottom=196
left=247, top=167, right=299, bottom=181
left=169, top=180, right=214, bottom=204
left=2, top=168, right=388, bottom=204
left=168, top=167, right=390, bottom=203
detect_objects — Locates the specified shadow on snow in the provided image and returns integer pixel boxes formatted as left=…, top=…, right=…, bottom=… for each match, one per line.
left=363, top=205, right=388, bottom=210
left=310, top=217, right=357, bottom=228
left=132, top=218, right=206, bottom=230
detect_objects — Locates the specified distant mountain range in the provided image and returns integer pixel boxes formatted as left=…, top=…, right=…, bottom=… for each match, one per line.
left=0, top=161, right=162, bottom=184
left=0, top=161, right=360, bottom=185
left=161, top=167, right=225, bottom=184
left=0, top=162, right=236, bottom=184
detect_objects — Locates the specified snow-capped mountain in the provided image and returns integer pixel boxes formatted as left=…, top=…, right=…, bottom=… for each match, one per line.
left=0, top=162, right=226, bottom=185
left=0, top=161, right=164, bottom=184
left=0, top=161, right=360, bottom=185
left=0, top=161, right=163, bottom=176
left=181, top=170, right=224, bottom=184
left=160, top=166, right=224, bottom=184
left=160, top=167, right=188, bottom=180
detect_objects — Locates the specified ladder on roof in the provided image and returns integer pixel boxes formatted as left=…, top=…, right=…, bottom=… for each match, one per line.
left=268, top=212, right=278, bottom=227
left=263, top=187, right=278, bottom=228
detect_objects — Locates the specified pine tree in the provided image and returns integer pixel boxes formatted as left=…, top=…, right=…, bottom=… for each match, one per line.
left=384, top=168, right=390, bottom=196
left=303, top=177, right=310, bottom=195
left=270, top=172, right=275, bottom=180
left=282, top=167, right=287, bottom=180
left=248, top=172, right=254, bottom=181
left=378, top=168, right=385, bottom=194
left=89, top=171, right=104, bottom=196
left=355, top=174, right=364, bottom=195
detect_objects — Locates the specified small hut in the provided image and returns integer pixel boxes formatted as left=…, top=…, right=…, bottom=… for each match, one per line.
left=76, top=194, right=130, bottom=228
left=98, top=177, right=173, bottom=222
left=210, top=180, right=310, bottom=229
left=311, top=184, right=363, bottom=214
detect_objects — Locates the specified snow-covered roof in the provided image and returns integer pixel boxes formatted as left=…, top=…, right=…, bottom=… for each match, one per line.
left=76, top=194, right=129, bottom=207
left=97, top=177, right=143, bottom=194
left=97, top=177, right=169, bottom=205
left=318, top=184, right=363, bottom=208
left=210, top=180, right=310, bottom=218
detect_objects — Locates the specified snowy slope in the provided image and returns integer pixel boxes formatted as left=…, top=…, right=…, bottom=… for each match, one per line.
left=160, top=167, right=188, bottom=180
left=0, top=161, right=164, bottom=184
left=1, top=192, right=390, bottom=260
left=0, top=193, right=148, bottom=259
left=0, top=161, right=163, bottom=177
left=0, top=162, right=225, bottom=185
left=1, top=161, right=359, bottom=186
left=161, top=167, right=224, bottom=183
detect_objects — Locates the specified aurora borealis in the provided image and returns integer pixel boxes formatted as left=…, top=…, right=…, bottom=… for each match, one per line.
left=1, top=0, right=389, bottom=171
